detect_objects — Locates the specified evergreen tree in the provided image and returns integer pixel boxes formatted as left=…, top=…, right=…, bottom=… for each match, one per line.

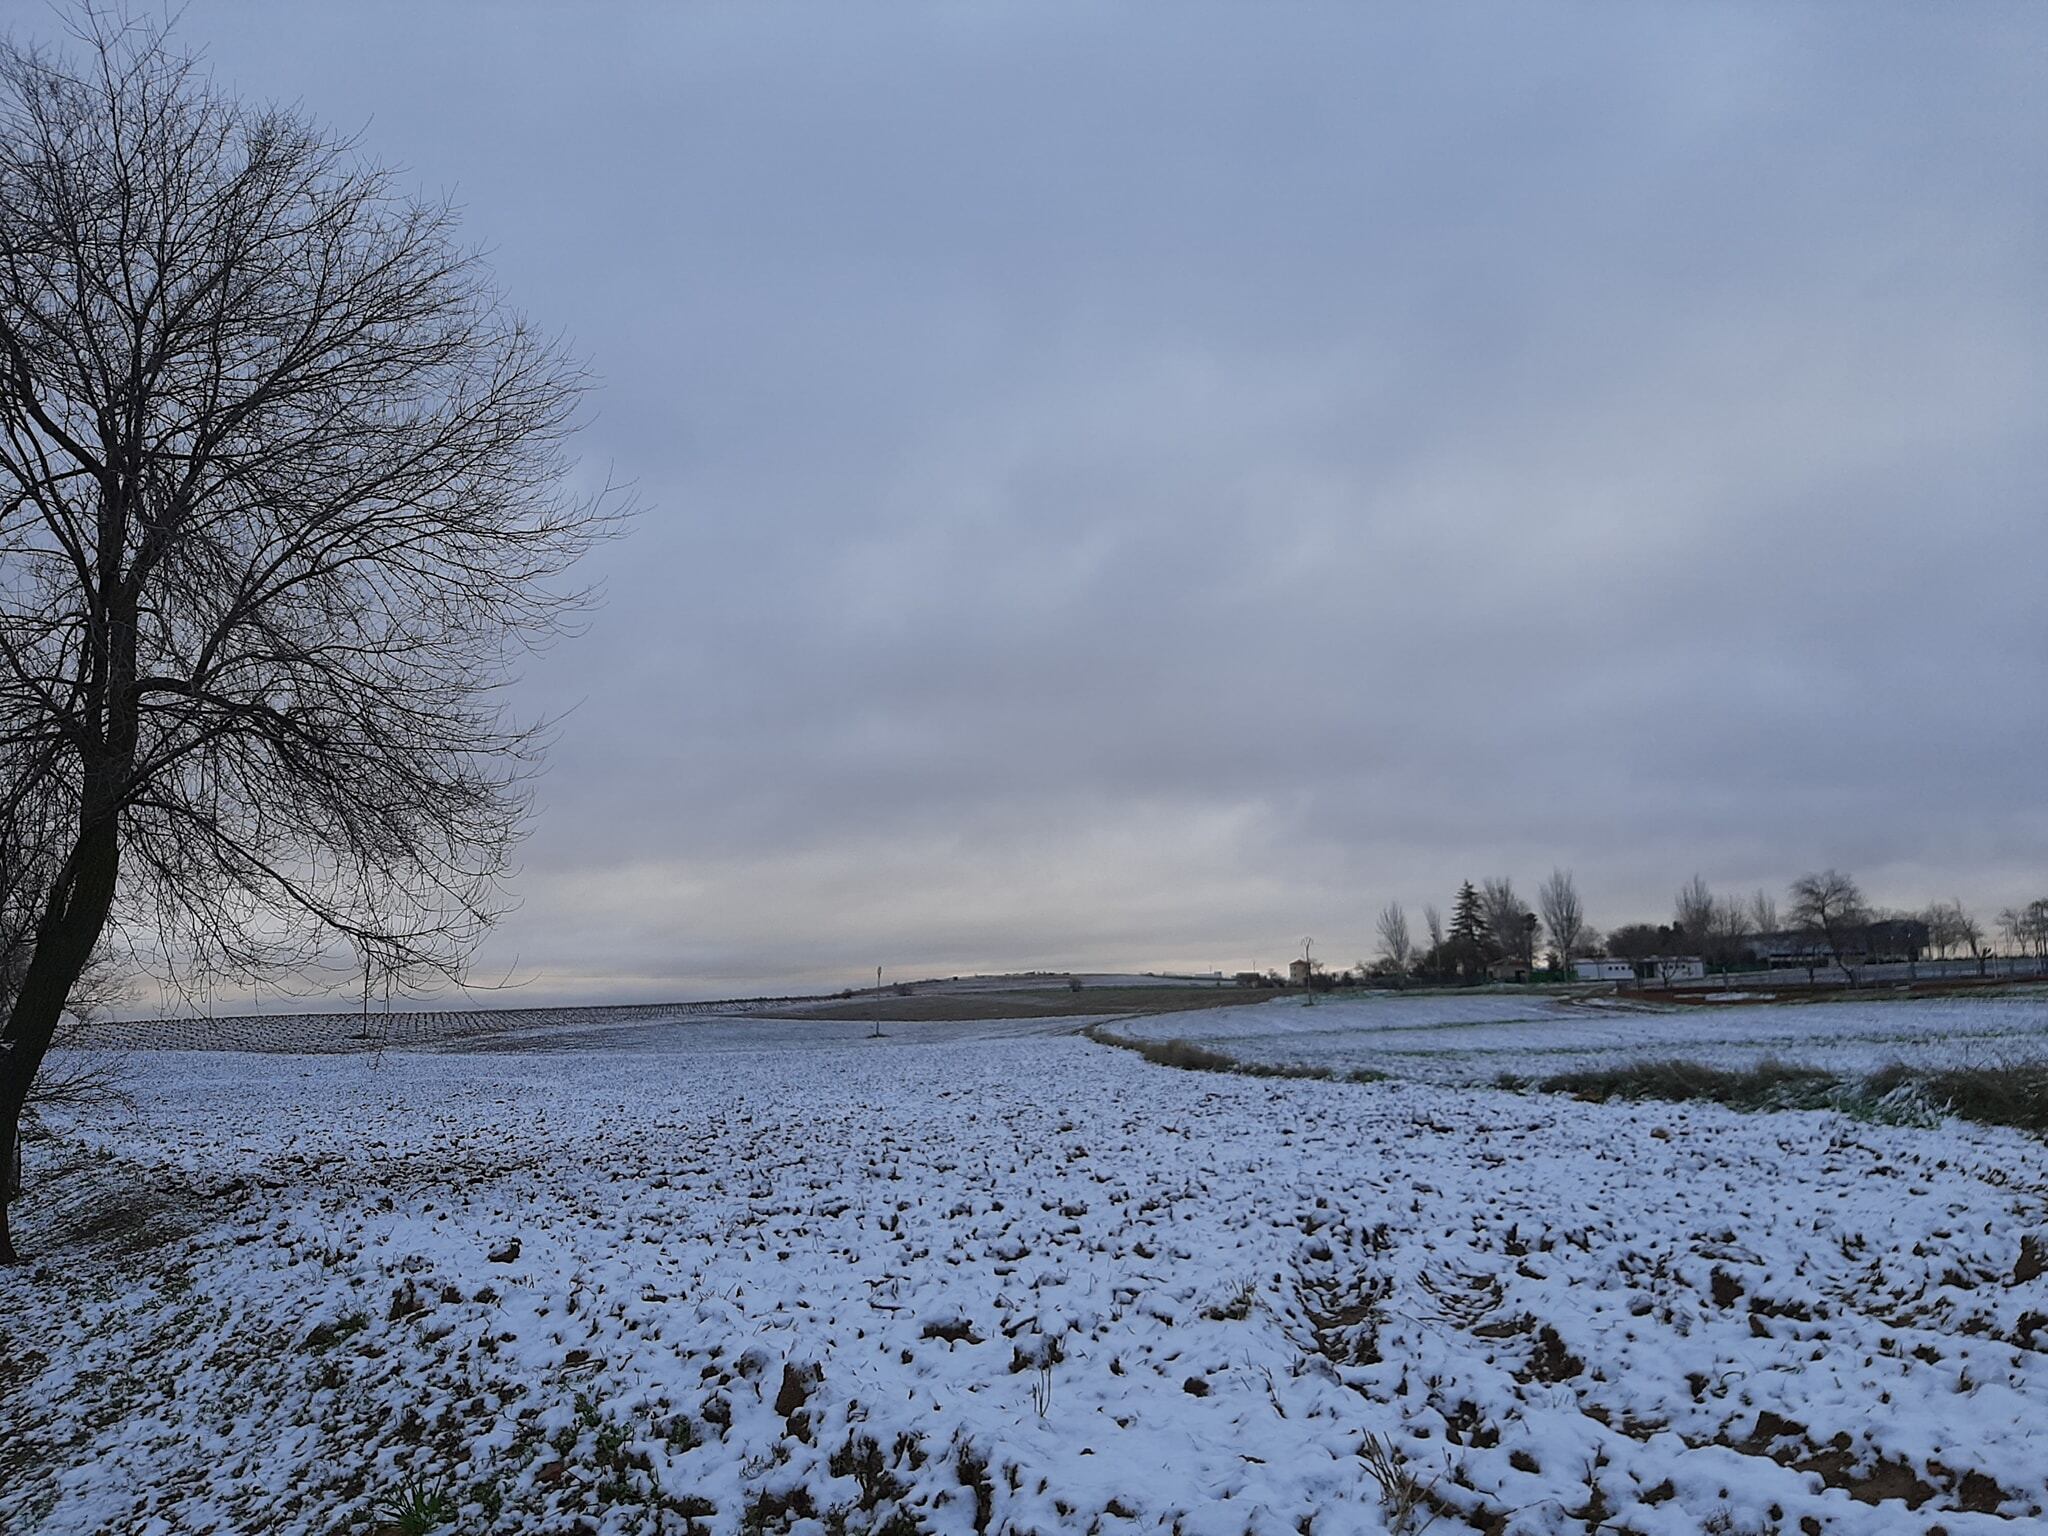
left=1449, top=882, right=1485, bottom=945
left=1443, top=880, right=1499, bottom=982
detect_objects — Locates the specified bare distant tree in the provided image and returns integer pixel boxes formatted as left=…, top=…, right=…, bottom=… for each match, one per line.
left=1998, top=907, right=2025, bottom=956
left=1787, top=870, right=1869, bottom=982
left=1409, top=901, right=1441, bottom=987
left=1956, top=906, right=1988, bottom=974
left=1746, top=889, right=1779, bottom=937
left=1673, top=875, right=1716, bottom=950
left=1921, top=902, right=1948, bottom=958
left=1537, top=868, right=1586, bottom=975
left=1923, top=900, right=1970, bottom=960
left=1705, top=896, right=1753, bottom=972
left=1670, top=876, right=1755, bottom=970
left=1479, top=878, right=1534, bottom=965
left=1422, top=903, right=1445, bottom=980
left=1375, top=902, right=1412, bottom=985
left=0, top=15, right=612, bottom=1262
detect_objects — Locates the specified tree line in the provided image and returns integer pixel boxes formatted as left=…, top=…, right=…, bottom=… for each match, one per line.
left=1351, top=869, right=2039, bottom=986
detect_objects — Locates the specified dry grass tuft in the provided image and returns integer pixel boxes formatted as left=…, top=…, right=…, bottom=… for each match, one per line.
left=1359, top=1433, right=1438, bottom=1534
left=1912, top=1062, right=2048, bottom=1135
left=1085, top=1027, right=1386, bottom=1084
left=1508, top=1056, right=2048, bottom=1136
left=1526, top=1057, right=1836, bottom=1109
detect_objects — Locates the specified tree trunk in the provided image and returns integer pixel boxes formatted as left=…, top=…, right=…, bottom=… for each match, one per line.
left=0, top=1097, right=20, bottom=1264
left=0, top=804, right=123, bottom=1265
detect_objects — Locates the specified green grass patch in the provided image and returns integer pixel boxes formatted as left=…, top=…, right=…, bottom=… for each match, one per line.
left=1505, top=1056, right=2048, bottom=1135
left=373, top=1473, right=455, bottom=1535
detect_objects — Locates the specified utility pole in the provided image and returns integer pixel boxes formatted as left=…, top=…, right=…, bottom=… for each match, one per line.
left=1302, top=936, right=1315, bottom=1006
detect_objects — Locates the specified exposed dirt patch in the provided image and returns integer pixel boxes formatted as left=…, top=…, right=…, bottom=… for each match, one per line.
left=1524, top=1323, right=1584, bottom=1383
left=1729, top=1413, right=2020, bottom=1513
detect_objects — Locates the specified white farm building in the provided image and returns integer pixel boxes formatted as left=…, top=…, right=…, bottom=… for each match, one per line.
left=1572, top=958, right=1635, bottom=982
left=1572, top=956, right=1707, bottom=984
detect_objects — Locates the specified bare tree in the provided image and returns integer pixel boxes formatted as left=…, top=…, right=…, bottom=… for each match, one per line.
left=1923, top=900, right=1970, bottom=960
left=2015, top=901, right=2048, bottom=962
left=1669, top=877, right=1754, bottom=971
left=1672, top=875, right=1716, bottom=951
left=1479, top=878, right=1533, bottom=966
left=1787, top=870, right=1869, bottom=983
left=1956, top=905, right=1988, bottom=974
left=1375, top=902, right=1411, bottom=985
left=1422, top=902, right=1444, bottom=981
left=1537, top=868, right=1585, bottom=976
left=1705, top=896, right=1753, bottom=973
left=1919, top=903, right=1944, bottom=959
left=0, top=15, right=612, bottom=1262
left=1997, top=907, right=2024, bottom=956
left=1746, top=889, right=1779, bottom=937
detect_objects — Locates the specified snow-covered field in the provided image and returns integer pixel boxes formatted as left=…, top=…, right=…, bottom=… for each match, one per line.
left=68, top=998, right=797, bottom=1055
left=1108, top=990, right=2048, bottom=1084
left=5, top=1016, right=2047, bottom=1534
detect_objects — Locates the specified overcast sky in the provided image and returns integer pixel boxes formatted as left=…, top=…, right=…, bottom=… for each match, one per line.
left=48, top=2, right=2048, bottom=1003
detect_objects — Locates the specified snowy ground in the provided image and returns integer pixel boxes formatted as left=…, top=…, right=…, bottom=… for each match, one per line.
left=5, top=1015, right=2047, bottom=1535
left=68, top=998, right=796, bottom=1055
left=1107, top=990, right=2048, bottom=1084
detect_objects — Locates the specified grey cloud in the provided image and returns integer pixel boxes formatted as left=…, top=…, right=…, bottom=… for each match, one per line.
left=57, top=1, right=2048, bottom=1002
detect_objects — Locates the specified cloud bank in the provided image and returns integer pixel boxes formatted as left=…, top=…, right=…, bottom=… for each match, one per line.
left=69, top=2, right=2048, bottom=1002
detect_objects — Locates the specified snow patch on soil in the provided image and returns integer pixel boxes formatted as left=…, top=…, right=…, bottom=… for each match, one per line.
left=1112, top=992, right=2048, bottom=1083
left=4, top=1023, right=2045, bottom=1534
